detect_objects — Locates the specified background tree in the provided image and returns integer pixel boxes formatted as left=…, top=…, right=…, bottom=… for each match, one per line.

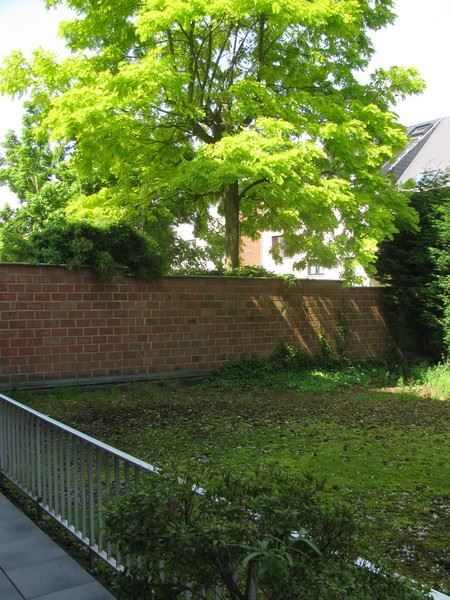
left=376, top=174, right=450, bottom=359
left=0, top=103, right=211, bottom=269
left=0, top=102, right=77, bottom=260
left=1, top=0, right=424, bottom=273
left=434, top=193, right=450, bottom=353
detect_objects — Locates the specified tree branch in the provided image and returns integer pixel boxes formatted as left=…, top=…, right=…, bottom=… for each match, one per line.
left=239, top=178, right=269, bottom=199
left=190, top=120, right=216, bottom=144
left=257, top=13, right=266, bottom=82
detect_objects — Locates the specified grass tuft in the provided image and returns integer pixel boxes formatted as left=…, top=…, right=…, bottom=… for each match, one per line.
left=417, top=361, right=450, bottom=400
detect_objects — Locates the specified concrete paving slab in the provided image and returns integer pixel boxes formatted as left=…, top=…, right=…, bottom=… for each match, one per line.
left=6, top=555, right=95, bottom=599
left=0, top=531, right=66, bottom=570
left=33, top=580, right=116, bottom=599
left=0, top=570, right=23, bottom=600
left=0, top=515, right=42, bottom=545
left=0, top=494, right=29, bottom=522
left=0, top=493, right=116, bottom=599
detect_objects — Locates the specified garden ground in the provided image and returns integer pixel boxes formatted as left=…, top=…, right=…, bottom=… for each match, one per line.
left=12, top=361, right=450, bottom=594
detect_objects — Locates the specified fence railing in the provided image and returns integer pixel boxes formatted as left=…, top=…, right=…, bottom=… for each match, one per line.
left=0, top=393, right=257, bottom=598
left=0, top=392, right=164, bottom=571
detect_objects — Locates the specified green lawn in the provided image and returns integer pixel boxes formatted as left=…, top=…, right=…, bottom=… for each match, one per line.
left=12, top=362, right=450, bottom=593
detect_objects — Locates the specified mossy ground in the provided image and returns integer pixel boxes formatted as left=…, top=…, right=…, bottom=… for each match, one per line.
left=12, top=363, right=450, bottom=593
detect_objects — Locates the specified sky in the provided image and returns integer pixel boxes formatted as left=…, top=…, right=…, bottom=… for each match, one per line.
left=0, top=0, right=449, bottom=206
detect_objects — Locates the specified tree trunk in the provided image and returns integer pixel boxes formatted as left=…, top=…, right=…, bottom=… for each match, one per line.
left=223, top=181, right=240, bottom=271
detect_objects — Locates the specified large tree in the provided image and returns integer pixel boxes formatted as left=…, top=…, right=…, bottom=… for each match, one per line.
left=0, top=0, right=423, bottom=273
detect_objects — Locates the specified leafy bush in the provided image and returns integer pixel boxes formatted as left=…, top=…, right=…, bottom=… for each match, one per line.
left=224, top=265, right=282, bottom=278
left=172, top=264, right=297, bottom=284
left=204, top=343, right=392, bottom=393
left=203, top=345, right=447, bottom=393
left=106, top=468, right=430, bottom=599
left=23, top=221, right=165, bottom=278
left=208, top=358, right=386, bottom=393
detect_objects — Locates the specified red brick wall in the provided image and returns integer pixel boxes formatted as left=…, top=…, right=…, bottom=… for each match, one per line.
left=0, top=264, right=397, bottom=387
left=240, top=236, right=262, bottom=266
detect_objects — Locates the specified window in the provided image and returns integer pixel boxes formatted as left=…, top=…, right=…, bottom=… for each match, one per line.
left=410, top=123, right=433, bottom=137
left=307, top=264, right=323, bottom=276
left=271, top=235, right=285, bottom=256
left=419, top=169, right=440, bottom=183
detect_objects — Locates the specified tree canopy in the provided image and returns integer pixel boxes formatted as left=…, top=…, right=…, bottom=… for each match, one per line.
left=0, top=0, right=424, bottom=274
left=0, top=103, right=76, bottom=260
left=0, top=104, right=203, bottom=270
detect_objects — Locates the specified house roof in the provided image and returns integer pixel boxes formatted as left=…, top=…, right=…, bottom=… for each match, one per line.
left=383, top=116, right=450, bottom=185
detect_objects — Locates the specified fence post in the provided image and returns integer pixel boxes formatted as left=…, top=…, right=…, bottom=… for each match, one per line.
left=35, top=419, right=43, bottom=520
left=0, top=399, right=6, bottom=493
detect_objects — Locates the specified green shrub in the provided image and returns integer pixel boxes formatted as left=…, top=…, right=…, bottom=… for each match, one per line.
left=106, top=468, right=430, bottom=599
left=208, top=342, right=359, bottom=389
left=24, top=221, right=164, bottom=278
left=271, top=341, right=316, bottom=370
left=207, top=357, right=386, bottom=393
left=171, top=264, right=297, bottom=284
left=376, top=176, right=450, bottom=358
left=224, top=265, right=281, bottom=278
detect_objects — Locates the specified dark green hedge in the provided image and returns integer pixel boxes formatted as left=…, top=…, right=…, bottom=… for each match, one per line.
left=25, top=221, right=164, bottom=279
left=377, top=177, right=450, bottom=359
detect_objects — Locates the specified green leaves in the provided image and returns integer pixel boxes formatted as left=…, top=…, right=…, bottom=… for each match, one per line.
left=22, top=221, right=165, bottom=278
left=0, top=50, right=36, bottom=98
left=377, top=176, right=450, bottom=358
left=371, top=66, right=425, bottom=106
left=106, top=466, right=431, bottom=599
left=0, top=0, right=424, bottom=273
left=184, top=118, right=325, bottom=192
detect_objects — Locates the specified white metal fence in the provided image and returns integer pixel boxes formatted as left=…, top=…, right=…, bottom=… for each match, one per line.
left=2, top=392, right=445, bottom=600
left=0, top=392, right=163, bottom=571
left=0, top=392, right=256, bottom=598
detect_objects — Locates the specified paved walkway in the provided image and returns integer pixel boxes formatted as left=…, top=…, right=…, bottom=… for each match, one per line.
left=0, top=493, right=115, bottom=599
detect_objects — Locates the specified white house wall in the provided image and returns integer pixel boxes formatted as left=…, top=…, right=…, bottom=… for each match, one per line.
left=259, top=231, right=370, bottom=283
